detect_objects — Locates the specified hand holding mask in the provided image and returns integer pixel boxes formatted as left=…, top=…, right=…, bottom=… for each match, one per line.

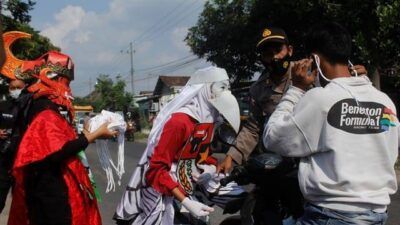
left=291, top=59, right=316, bottom=90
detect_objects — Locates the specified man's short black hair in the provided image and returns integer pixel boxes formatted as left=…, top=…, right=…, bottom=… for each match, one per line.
left=305, top=22, right=352, bottom=64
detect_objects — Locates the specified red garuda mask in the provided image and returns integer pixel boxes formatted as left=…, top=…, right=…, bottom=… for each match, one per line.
left=25, top=52, right=75, bottom=120
left=27, top=67, right=75, bottom=119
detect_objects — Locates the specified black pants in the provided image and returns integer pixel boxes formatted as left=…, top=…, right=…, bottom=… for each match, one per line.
left=0, top=152, right=13, bottom=214
left=25, top=164, right=72, bottom=225
left=253, top=175, right=304, bottom=225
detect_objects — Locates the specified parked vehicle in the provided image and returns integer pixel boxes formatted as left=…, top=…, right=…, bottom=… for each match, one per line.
left=76, top=117, right=85, bottom=134
left=125, top=119, right=136, bottom=141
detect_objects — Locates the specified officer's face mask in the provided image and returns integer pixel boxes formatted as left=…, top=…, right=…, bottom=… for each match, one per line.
left=9, top=89, right=22, bottom=99
left=260, top=44, right=291, bottom=77
left=268, top=54, right=291, bottom=77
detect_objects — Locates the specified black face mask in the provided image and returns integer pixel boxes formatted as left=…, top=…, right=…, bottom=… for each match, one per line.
left=267, top=55, right=291, bottom=77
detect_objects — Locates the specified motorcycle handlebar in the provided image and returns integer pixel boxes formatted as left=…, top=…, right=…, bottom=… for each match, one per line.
left=220, top=166, right=246, bottom=186
left=219, top=176, right=235, bottom=186
left=220, top=175, right=237, bottom=187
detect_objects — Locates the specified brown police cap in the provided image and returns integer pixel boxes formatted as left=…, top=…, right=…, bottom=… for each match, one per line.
left=256, top=27, right=289, bottom=49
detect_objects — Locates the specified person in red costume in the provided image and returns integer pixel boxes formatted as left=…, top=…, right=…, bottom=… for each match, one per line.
left=8, top=51, right=117, bottom=225
left=115, top=66, right=241, bottom=225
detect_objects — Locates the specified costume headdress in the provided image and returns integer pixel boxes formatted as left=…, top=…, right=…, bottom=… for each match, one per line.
left=1, top=31, right=76, bottom=120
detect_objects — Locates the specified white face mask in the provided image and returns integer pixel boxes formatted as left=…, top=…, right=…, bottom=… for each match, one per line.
left=9, top=89, right=22, bottom=99
left=347, top=60, right=358, bottom=77
left=208, top=80, right=240, bottom=133
left=312, top=54, right=331, bottom=87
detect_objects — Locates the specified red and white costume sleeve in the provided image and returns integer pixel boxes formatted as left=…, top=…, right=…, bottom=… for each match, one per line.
left=146, top=112, right=217, bottom=196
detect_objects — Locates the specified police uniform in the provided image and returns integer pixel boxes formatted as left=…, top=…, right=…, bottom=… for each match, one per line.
left=226, top=27, right=304, bottom=222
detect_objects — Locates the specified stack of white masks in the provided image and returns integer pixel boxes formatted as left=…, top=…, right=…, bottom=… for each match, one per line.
left=88, top=110, right=127, bottom=193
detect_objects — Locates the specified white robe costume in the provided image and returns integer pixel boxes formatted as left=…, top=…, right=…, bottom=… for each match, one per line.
left=114, top=67, right=241, bottom=225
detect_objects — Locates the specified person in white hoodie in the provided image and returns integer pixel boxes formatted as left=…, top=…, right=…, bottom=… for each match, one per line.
left=263, top=22, right=399, bottom=225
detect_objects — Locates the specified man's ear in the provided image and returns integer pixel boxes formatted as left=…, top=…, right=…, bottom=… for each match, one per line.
left=287, top=45, right=294, bottom=57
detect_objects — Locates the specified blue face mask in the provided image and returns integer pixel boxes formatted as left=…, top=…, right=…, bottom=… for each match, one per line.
left=9, top=89, right=22, bottom=99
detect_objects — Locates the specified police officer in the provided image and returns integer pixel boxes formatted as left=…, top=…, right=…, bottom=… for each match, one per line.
left=217, top=27, right=302, bottom=224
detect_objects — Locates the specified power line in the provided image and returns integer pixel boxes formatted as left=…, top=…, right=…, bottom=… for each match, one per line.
left=135, top=2, right=203, bottom=46
left=135, top=57, right=201, bottom=77
left=157, top=58, right=201, bottom=74
left=132, top=0, right=191, bottom=43
left=135, top=55, right=197, bottom=72
left=133, top=0, right=198, bottom=44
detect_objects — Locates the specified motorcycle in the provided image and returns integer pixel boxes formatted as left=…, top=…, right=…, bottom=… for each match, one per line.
left=217, top=152, right=301, bottom=225
left=125, top=119, right=136, bottom=142
left=209, top=123, right=301, bottom=225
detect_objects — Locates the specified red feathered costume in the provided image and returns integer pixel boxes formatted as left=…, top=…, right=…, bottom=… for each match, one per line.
left=8, top=51, right=101, bottom=225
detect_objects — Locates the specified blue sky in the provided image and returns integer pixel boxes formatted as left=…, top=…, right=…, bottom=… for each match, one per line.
left=28, top=0, right=211, bottom=96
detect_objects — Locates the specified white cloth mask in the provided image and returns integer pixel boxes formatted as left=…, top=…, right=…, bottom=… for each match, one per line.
left=9, top=89, right=22, bottom=99
left=313, top=54, right=331, bottom=87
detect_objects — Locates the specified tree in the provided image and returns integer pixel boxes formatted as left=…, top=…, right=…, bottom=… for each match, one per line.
left=76, top=75, right=134, bottom=113
left=0, top=0, right=60, bottom=95
left=2, top=0, right=36, bottom=23
left=2, top=0, right=59, bottom=60
left=186, top=0, right=400, bottom=86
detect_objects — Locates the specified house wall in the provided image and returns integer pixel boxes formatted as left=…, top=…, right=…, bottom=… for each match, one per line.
left=158, top=86, right=184, bottom=110
left=159, top=93, right=179, bottom=110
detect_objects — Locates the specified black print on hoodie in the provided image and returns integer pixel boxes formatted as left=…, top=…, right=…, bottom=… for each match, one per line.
left=327, top=98, right=396, bottom=134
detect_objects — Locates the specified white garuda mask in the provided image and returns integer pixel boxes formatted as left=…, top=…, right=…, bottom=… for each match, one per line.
left=187, top=67, right=240, bottom=133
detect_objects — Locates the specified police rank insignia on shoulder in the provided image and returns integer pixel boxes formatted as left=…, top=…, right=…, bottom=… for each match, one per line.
left=263, top=29, right=272, bottom=37
left=283, top=61, right=289, bottom=69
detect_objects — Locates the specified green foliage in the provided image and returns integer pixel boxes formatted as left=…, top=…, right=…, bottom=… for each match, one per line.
left=134, top=131, right=149, bottom=141
left=3, top=0, right=36, bottom=23
left=0, top=0, right=60, bottom=96
left=73, top=96, right=91, bottom=106
left=75, top=75, right=134, bottom=112
left=2, top=16, right=60, bottom=60
left=186, top=0, right=400, bottom=84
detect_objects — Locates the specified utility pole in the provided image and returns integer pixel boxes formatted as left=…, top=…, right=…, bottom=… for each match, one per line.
left=89, top=77, right=92, bottom=94
left=129, top=42, right=135, bottom=94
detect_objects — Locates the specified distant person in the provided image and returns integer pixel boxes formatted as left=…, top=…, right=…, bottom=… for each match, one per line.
left=83, top=112, right=91, bottom=124
left=263, top=22, right=399, bottom=225
left=0, top=78, right=32, bottom=214
left=0, top=18, right=6, bottom=68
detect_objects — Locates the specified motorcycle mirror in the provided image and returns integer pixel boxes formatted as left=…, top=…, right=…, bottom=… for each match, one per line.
left=247, top=153, right=283, bottom=171
left=216, top=123, right=237, bottom=146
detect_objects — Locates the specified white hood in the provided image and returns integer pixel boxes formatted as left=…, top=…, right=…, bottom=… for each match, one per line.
left=186, top=66, right=240, bottom=133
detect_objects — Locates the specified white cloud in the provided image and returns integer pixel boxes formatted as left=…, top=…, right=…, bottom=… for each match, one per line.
left=34, top=0, right=209, bottom=96
left=41, top=5, right=86, bottom=47
left=171, top=27, right=190, bottom=51
left=74, top=31, right=91, bottom=44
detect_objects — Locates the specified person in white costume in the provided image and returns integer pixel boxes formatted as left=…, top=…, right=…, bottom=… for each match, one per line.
left=115, top=66, right=241, bottom=225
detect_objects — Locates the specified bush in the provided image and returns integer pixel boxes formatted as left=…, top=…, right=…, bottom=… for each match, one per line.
left=134, top=132, right=149, bottom=140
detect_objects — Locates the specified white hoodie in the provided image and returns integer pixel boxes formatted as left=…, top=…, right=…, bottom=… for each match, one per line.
left=263, top=76, right=399, bottom=212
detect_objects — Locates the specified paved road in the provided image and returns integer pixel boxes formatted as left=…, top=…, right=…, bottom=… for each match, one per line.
left=88, top=141, right=228, bottom=225
left=1, top=140, right=399, bottom=225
